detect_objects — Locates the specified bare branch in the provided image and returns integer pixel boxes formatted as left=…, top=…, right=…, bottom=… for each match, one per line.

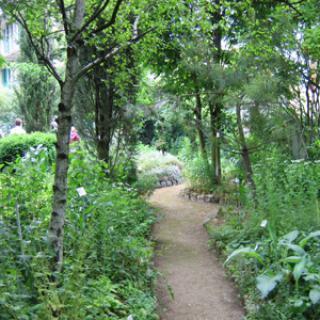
left=75, top=27, right=155, bottom=82
left=56, top=0, right=69, bottom=35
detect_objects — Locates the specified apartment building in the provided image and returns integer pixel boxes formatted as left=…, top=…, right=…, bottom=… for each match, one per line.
left=0, top=18, right=19, bottom=89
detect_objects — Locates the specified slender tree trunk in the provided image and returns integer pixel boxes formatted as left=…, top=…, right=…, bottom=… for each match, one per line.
left=96, top=80, right=114, bottom=163
left=48, top=0, right=85, bottom=273
left=208, top=0, right=224, bottom=186
left=194, top=92, right=208, bottom=162
left=48, top=80, right=74, bottom=273
left=209, top=101, right=222, bottom=185
left=236, top=103, right=256, bottom=197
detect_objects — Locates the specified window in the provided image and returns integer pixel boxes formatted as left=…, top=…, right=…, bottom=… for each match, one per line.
left=2, top=68, right=11, bottom=87
left=3, top=24, right=14, bottom=54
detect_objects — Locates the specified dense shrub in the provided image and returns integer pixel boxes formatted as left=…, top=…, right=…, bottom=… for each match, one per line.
left=206, top=157, right=320, bottom=320
left=0, top=147, right=158, bottom=319
left=254, top=159, right=320, bottom=233
left=0, top=132, right=56, bottom=164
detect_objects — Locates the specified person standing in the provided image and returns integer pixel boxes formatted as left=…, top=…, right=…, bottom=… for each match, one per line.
left=50, top=116, right=59, bottom=132
left=10, top=118, right=26, bottom=135
left=70, top=126, right=80, bottom=143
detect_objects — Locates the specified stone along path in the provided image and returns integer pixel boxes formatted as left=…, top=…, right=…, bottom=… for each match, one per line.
left=150, top=184, right=244, bottom=320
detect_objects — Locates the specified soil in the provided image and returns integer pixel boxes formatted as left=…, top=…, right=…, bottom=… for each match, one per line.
left=150, top=184, right=244, bottom=320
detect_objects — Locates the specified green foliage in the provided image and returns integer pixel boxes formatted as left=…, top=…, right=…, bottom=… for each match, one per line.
left=0, top=148, right=158, bottom=319
left=0, top=132, right=56, bottom=164
left=224, top=229, right=320, bottom=319
left=14, top=62, right=57, bottom=132
left=304, top=27, right=320, bottom=60
left=207, top=154, right=320, bottom=319
left=0, top=89, right=17, bottom=132
left=254, top=158, right=320, bottom=233
left=135, top=145, right=182, bottom=190
left=133, top=174, right=157, bottom=196
left=307, top=140, right=320, bottom=160
left=183, top=155, right=214, bottom=192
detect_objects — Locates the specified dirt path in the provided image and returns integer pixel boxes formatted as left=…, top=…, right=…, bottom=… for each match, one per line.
left=150, top=184, right=244, bottom=320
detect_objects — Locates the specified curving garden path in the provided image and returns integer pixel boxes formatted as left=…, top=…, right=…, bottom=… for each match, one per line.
left=150, top=184, right=244, bottom=320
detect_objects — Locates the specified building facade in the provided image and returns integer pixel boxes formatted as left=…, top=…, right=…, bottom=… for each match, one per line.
left=0, top=18, right=19, bottom=89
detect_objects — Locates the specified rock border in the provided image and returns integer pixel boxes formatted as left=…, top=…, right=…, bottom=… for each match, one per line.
left=156, top=176, right=182, bottom=188
left=180, top=188, right=220, bottom=203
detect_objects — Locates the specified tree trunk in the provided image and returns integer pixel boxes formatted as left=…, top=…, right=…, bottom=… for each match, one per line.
left=48, top=0, right=85, bottom=273
left=208, top=0, right=224, bottom=186
left=194, top=92, right=208, bottom=162
left=209, top=101, right=222, bottom=185
left=95, top=80, right=114, bottom=163
left=48, top=80, right=74, bottom=273
left=236, top=103, right=256, bottom=197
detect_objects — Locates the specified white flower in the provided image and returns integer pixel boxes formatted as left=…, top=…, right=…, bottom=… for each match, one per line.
left=76, top=187, right=87, bottom=197
left=260, top=219, right=268, bottom=228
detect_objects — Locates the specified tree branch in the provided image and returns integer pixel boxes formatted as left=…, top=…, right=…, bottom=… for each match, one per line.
left=91, top=0, right=124, bottom=34
left=14, top=12, right=63, bottom=85
left=70, top=0, right=111, bottom=42
left=133, top=15, right=140, bottom=38
left=56, top=0, right=69, bottom=35
left=280, top=0, right=305, bottom=20
left=75, top=27, right=154, bottom=82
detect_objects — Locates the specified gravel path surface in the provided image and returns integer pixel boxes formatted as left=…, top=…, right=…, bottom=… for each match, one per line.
left=150, top=184, right=244, bottom=320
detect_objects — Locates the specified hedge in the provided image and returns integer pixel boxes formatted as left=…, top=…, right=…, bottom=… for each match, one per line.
left=0, top=132, right=56, bottom=164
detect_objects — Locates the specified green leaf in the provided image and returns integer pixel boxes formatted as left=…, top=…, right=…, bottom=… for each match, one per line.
left=224, top=247, right=264, bottom=265
left=305, top=274, right=320, bottom=282
left=299, top=231, right=320, bottom=248
left=281, top=230, right=299, bottom=243
left=293, top=256, right=306, bottom=282
left=281, top=256, right=302, bottom=264
left=281, top=243, right=305, bottom=256
left=310, top=287, right=320, bottom=304
left=256, top=273, right=283, bottom=299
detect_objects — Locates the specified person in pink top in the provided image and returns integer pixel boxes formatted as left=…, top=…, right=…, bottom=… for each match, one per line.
left=70, top=126, right=80, bottom=143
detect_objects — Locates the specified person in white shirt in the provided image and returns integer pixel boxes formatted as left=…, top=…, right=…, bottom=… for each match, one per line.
left=10, top=118, right=26, bottom=135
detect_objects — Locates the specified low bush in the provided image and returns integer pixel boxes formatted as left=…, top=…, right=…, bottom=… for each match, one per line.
left=0, top=147, right=158, bottom=319
left=183, top=155, right=214, bottom=192
left=0, top=132, right=56, bottom=164
left=224, top=228, right=320, bottom=319
left=135, top=145, right=182, bottom=192
left=133, top=174, right=158, bottom=195
left=136, top=145, right=183, bottom=172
